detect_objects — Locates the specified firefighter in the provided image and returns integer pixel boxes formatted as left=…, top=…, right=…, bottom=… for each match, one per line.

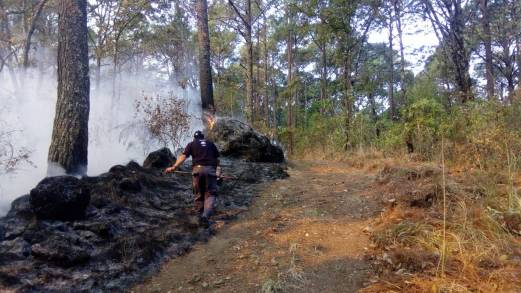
left=165, top=130, right=221, bottom=227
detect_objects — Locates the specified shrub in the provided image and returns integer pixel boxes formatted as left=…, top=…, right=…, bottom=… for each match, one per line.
left=135, top=93, right=192, bottom=151
left=0, top=119, right=32, bottom=175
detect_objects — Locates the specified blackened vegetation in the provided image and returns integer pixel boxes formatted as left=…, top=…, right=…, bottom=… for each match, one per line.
left=0, top=151, right=287, bottom=292
left=30, top=176, right=90, bottom=221
left=142, top=147, right=176, bottom=169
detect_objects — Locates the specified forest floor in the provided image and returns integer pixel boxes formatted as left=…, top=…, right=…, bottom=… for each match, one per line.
left=133, top=159, right=521, bottom=293
left=133, top=160, right=381, bottom=293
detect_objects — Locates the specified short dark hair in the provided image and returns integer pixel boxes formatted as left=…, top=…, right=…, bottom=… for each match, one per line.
left=194, top=130, right=204, bottom=139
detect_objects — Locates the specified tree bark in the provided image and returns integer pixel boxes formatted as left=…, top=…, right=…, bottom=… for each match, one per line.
left=319, top=42, right=327, bottom=114
left=394, top=0, right=407, bottom=104
left=343, top=52, right=353, bottom=150
left=479, top=0, right=495, bottom=100
left=23, top=0, right=48, bottom=68
left=246, top=0, right=254, bottom=124
left=95, top=56, right=101, bottom=90
left=263, top=12, right=269, bottom=127
left=0, top=2, right=19, bottom=90
left=451, top=3, right=473, bottom=103
left=517, top=36, right=521, bottom=88
left=272, top=72, right=278, bottom=140
left=498, top=38, right=515, bottom=100
left=196, top=0, right=215, bottom=115
left=48, top=0, right=90, bottom=175
left=388, top=4, right=397, bottom=120
left=227, top=0, right=255, bottom=123
left=255, top=19, right=261, bottom=123
left=368, top=93, right=379, bottom=138
left=287, top=19, right=294, bottom=156
left=423, top=0, right=473, bottom=103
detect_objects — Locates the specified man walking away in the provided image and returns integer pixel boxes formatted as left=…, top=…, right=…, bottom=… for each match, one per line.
left=165, top=130, right=221, bottom=227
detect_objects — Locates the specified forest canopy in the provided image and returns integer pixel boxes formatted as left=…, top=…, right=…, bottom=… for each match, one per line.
left=1, top=0, right=521, bottom=165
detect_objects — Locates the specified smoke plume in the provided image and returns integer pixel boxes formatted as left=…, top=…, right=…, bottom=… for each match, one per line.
left=0, top=66, right=202, bottom=216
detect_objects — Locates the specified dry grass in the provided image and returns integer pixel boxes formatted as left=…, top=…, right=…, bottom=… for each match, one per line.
left=356, top=151, right=521, bottom=292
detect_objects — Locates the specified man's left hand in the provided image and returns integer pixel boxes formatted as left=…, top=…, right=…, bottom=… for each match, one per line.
left=165, top=166, right=177, bottom=174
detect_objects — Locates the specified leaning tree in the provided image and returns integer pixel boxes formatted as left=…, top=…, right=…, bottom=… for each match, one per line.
left=48, top=0, right=90, bottom=175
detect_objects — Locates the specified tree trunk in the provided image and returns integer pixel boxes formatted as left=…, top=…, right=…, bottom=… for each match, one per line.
left=0, top=3, right=19, bottom=91
left=479, top=0, right=495, bottom=100
left=287, top=12, right=294, bottom=156
left=423, top=0, right=473, bottom=103
left=272, top=74, right=278, bottom=140
left=263, top=13, right=269, bottom=127
left=517, top=36, right=521, bottom=88
left=388, top=6, right=397, bottom=120
left=48, top=0, right=90, bottom=175
left=343, top=53, right=353, bottom=150
left=320, top=42, right=327, bottom=114
left=23, top=0, right=48, bottom=68
left=246, top=0, right=254, bottom=124
left=96, top=56, right=101, bottom=90
left=368, top=93, right=379, bottom=137
left=227, top=0, right=254, bottom=122
left=394, top=0, right=407, bottom=104
left=196, top=0, right=215, bottom=115
left=451, top=3, right=473, bottom=103
left=500, top=39, right=515, bottom=101
left=111, top=45, right=118, bottom=102
left=255, top=20, right=261, bottom=124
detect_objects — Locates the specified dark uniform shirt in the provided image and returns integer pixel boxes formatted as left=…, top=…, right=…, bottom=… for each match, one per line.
left=182, top=139, right=220, bottom=167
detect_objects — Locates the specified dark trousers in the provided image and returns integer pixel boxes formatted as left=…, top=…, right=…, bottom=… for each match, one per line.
left=192, top=165, right=217, bottom=218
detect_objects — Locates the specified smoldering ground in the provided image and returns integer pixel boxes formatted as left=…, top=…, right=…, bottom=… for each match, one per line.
left=0, top=67, right=203, bottom=216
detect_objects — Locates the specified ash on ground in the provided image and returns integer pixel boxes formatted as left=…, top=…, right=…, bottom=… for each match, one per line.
left=0, top=148, right=287, bottom=292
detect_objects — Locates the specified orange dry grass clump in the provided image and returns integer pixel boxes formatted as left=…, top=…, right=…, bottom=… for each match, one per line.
left=360, top=157, right=521, bottom=292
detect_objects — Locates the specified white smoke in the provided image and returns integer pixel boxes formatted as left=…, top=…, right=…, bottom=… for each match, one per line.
left=0, top=66, right=202, bottom=216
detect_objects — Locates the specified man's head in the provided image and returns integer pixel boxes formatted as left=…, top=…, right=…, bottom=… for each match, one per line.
left=194, top=130, right=204, bottom=139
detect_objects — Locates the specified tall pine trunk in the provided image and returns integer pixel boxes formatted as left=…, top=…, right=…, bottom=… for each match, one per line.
left=479, top=0, right=495, bottom=100
left=255, top=20, right=261, bottom=123
left=48, top=0, right=90, bottom=175
left=196, top=0, right=215, bottom=115
left=319, top=42, right=327, bottom=114
left=451, top=3, right=473, bottom=103
left=388, top=7, right=397, bottom=120
left=517, top=37, right=521, bottom=89
left=245, top=0, right=254, bottom=124
left=287, top=23, right=294, bottom=156
left=263, top=13, right=270, bottom=127
left=343, top=52, right=353, bottom=150
left=95, top=56, right=101, bottom=90
left=394, top=0, right=407, bottom=104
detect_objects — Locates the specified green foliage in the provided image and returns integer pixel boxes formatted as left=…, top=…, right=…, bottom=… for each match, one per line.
left=290, top=113, right=345, bottom=157
left=403, top=98, right=445, bottom=157
left=378, top=122, right=404, bottom=152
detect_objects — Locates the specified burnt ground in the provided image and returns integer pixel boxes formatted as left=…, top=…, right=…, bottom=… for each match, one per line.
left=0, top=159, right=287, bottom=292
left=133, top=161, right=384, bottom=293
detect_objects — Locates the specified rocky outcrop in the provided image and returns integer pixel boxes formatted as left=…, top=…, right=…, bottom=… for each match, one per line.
left=30, top=176, right=90, bottom=221
left=206, top=118, right=284, bottom=163
left=143, top=147, right=176, bottom=169
left=0, top=149, right=287, bottom=292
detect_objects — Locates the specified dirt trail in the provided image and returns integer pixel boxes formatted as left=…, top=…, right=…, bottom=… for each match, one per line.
left=133, top=161, right=383, bottom=293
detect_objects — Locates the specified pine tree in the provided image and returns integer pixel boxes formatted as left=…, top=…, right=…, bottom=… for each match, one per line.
left=48, top=0, right=90, bottom=175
